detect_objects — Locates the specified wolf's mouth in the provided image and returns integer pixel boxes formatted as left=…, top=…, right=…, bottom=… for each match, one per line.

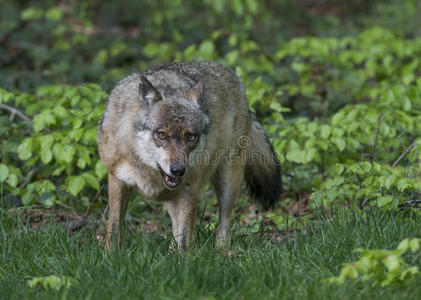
left=157, top=164, right=182, bottom=189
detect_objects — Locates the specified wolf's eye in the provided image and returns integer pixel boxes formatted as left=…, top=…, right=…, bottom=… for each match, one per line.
left=187, top=134, right=198, bottom=142
left=157, top=131, right=167, bottom=140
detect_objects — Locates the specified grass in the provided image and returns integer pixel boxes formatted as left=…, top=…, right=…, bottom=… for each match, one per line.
left=1, top=209, right=421, bottom=299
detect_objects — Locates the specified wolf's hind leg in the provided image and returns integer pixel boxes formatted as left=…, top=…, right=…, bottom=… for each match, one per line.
left=212, top=164, right=244, bottom=249
left=105, top=174, right=131, bottom=250
left=164, top=195, right=197, bottom=250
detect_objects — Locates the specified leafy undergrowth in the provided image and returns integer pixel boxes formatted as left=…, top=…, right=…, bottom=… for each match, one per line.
left=2, top=27, right=421, bottom=212
left=329, top=238, right=421, bottom=288
left=1, top=209, right=421, bottom=300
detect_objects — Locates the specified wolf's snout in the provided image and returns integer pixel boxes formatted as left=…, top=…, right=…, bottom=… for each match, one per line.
left=170, top=164, right=186, bottom=177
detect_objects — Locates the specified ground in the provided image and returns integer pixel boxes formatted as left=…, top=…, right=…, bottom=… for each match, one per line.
left=1, top=208, right=420, bottom=299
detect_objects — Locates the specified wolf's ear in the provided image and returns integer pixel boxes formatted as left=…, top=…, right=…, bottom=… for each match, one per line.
left=185, top=81, right=203, bottom=106
left=139, top=76, right=162, bottom=105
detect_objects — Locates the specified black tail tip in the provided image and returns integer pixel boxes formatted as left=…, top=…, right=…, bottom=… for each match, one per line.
left=245, top=165, right=282, bottom=211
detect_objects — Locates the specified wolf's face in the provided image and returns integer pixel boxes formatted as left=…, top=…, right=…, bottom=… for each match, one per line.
left=133, top=76, right=209, bottom=189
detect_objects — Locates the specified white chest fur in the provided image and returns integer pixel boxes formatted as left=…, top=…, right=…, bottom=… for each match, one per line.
left=115, top=162, right=164, bottom=198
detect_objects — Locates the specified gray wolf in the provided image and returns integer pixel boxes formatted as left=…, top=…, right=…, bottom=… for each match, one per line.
left=98, top=61, right=282, bottom=250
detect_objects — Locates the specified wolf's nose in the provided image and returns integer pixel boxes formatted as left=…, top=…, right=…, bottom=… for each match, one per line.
left=170, top=164, right=186, bottom=177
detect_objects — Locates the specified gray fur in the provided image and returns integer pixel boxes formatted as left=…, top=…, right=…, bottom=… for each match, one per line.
left=98, top=61, right=282, bottom=250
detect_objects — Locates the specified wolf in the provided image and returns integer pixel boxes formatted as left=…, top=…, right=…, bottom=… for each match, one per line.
left=98, top=61, right=282, bottom=250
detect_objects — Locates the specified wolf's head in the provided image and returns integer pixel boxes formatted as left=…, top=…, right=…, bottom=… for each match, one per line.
left=133, top=76, right=210, bottom=190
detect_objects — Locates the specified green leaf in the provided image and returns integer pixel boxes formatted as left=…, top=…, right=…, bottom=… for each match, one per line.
left=52, top=143, right=65, bottom=162
left=41, top=149, right=53, bottom=164
left=53, top=105, right=68, bottom=118
left=17, top=138, right=33, bottom=160
left=269, top=102, right=283, bottom=112
left=7, top=174, right=18, bottom=188
left=28, top=275, right=74, bottom=290
left=63, top=145, right=76, bottom=163
left=335, top=164, right=345, bottom=175
left=41, top=197, right=55, bottom=208
left=95, top=161, right=107, bottom=179
left=331, top=111, right=345, bottom=126
left=228, top=34, right=238, bottom=46
left=346, top=164, right=361, bottom=176
left=143, top=43, right=159, bottom=58
left=398, top=239, right=410, bottom=252
left=397, top=179, right=410, bottom=192
left=226, top=50, right=239, bottom=65
left=291, top=62, right=306, bottom=73
left=0, top=164, right=9, bottom=182
left=39, top=135, right=54, bottom=149
left=22, top=190, right=34, bottom=205
left=22, top=181, right=54, bottom=205
left=40, top=192, right=56, bottom=208
left=361, top=162, right=372, bottom=173
left=384, top=176, right=396, bottom=189
left=21, top=7, right=44, bottom=20
left=320, top=125, right=331, bottom=139
left=45, top=7, right=63, bottom=21
left=409, top=239, right=420, bottom=252
left=377, top=196, right=393, bottom=207
left=76, top=146, right=91, bottom=166
left=232, top=0, right=244, bottom=15
left=332, top=137, right=346, bottom=151
left=73, top=119, right=83, bottom=129
left=67, top=176, right=85, bottom=196
left=198, top=40, right=215, bottom=59
left=286, top=149, right=305, bottom=163
left=341, top=265, right=358, bottom=280
left=305, top=148, right=317, bottom=162
left=52, top=166, right=65, bottom=176
left=94, top=50, right=108, bottom=64
left=82, top=173, right=100, bottom=190
left=244, top=0, right=258, bottom=13
left=289, top=140, right=300, bottom=151
left=383, top=255, right=400, bottom=272
left=77, top=158, right=86, bottom=169
left=33, top=111, right=56, bottom=132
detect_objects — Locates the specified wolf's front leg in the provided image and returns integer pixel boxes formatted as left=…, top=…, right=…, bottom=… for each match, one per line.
left=105, top=174, right=131, bottom=250
left=164, top=195, right=197, bottom=250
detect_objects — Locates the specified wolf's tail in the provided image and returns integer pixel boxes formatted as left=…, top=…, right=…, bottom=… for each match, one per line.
left=244, top=111, right=282, bottom=210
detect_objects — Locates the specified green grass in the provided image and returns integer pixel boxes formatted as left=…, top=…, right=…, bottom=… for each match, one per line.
left=1, top=209, right=421, bottom=299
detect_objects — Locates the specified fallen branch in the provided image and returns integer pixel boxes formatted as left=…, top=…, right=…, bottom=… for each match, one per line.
left=392, top=142, right=417, bottom=167
left=0, top=103, right=32, bottom=122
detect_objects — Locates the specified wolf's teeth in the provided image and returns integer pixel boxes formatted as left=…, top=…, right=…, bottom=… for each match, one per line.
left=162, top=173, right=181, bottom=188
